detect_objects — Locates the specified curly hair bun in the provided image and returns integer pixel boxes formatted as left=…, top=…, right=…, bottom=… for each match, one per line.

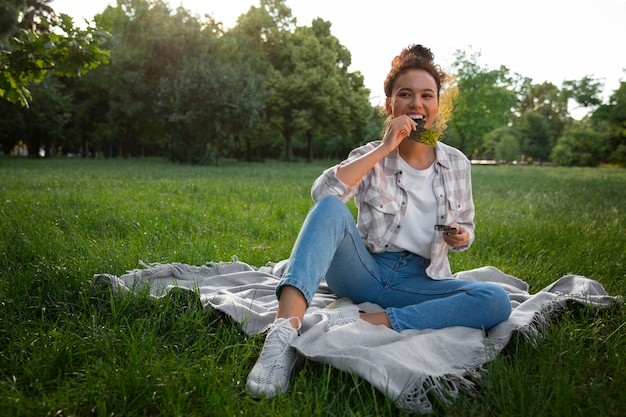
left=406, top=44, right=435, bottom=63
left=384, top=44, right=445, bottom=98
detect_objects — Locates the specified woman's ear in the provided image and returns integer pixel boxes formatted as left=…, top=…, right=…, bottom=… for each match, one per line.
left=385, top=97, right=392, bottom=116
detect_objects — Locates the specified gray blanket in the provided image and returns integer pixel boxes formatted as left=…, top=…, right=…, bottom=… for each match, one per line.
left=95, top=258, right=621, bottom=414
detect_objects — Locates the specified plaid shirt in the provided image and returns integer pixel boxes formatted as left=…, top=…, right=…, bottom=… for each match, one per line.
left=311, top=141, right=475, bottom=279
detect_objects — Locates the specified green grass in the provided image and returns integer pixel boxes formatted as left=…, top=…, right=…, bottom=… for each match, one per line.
left=1, top=158, right=624, bottom=416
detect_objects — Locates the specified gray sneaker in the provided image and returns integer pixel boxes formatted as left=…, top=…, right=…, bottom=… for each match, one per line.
left=246, top=317, right=301, bottom=397
left=313, top=300, right=361, bottom=329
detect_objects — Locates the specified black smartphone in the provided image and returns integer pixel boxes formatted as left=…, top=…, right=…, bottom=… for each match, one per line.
left=434, top=224, right=459, bottom=233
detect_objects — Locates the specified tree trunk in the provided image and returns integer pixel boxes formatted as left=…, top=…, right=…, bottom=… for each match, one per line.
left=307, top=130, right=314, bottom=162
left=284, top=133, right=293, bottom=162
left=82, top=136, right=89, bottom=158
left=234, top=131, right=242, bottom=161
left=458, top=131, right=467, bottom=157
left=245, top=136, right=252, bottom=162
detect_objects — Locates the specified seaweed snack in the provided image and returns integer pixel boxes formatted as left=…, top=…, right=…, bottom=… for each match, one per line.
left=407, top=115, right=440, bottom=147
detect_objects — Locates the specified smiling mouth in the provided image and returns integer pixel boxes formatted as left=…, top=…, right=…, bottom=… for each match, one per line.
left=409, top=115, right=426, bottom=129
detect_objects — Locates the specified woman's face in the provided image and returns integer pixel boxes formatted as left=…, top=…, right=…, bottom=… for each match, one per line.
left=386, top=69, right=439, bottom=129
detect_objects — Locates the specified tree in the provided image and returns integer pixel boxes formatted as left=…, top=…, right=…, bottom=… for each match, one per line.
left=495, top=133, right=522, bottom=163
left=264, top=14, right=370, bottom=161
left=484, top=126, right=523, bottom=163
left=157, top=54, right=266, bottom=164
left=551, top=126, right=605, bottom=167
left=23, top=73, right=72, bottom=157
left=220, top=8, right=275, bottom=161
left=519, top=110, right=552, bottom=163
left=238, top=0, right=301, bottom=161
left=448, top=49, right=524, bottom=158
left=518, top=82, right=568, bottom=146
left=515, top=76, right=606, bottom=166
left=0, top=0, right=109, bottom=106
left=292, top=19, right=370, bottom=162
left=0, top=95, right=26, bottom=155
left=84, top=0, right=214, bottom=158
left=229, top=0, right=372, bottom=162
left=214, top=64, right=268, bottom=162
left=562, top=76, right=604, bottom=111
left=158, top=56, right=220, bottom=163
left=592, top=80, right=626, bottom=166
left=63, top=63, right=114, bottom=157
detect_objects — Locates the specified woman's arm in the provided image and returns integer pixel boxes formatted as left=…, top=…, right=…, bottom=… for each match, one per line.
left=335, top=145, right=389, bottom=187
left=337, top=117, right=410, bottom=186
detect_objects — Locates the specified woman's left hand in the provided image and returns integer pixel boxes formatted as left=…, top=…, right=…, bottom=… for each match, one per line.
left=443, top=223, right=470, bottom=248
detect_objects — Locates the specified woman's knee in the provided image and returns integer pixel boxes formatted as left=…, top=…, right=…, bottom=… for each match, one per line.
left=315, top=195, right=346, bottom=212
left=310, top=195, right=353, bottom=222
left=482, top=284, right=512, bottom=327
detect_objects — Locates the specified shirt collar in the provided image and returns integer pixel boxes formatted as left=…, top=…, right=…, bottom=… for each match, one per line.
left=383, top=142, right=451, bottom=175
left=434, top=141, right=452, bottom=170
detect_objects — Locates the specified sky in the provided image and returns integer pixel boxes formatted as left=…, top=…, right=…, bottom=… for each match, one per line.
left=51, top=0, right=625, bottom=108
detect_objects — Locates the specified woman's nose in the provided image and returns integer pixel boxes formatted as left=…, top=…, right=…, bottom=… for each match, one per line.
left=410, top=97, right=422, bottom=109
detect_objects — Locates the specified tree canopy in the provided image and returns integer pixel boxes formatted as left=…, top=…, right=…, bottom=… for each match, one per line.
left=0, top=0, right=623, bottom=167
left=0, top=0, right=110, bottom=106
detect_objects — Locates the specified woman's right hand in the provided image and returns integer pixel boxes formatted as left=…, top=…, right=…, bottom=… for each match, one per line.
left=336, top=116, right=414, bottom=186
left=381, top=115, right=415, bottom=152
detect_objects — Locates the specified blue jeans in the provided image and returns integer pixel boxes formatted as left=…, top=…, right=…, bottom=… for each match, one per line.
left=278, top=196, right=512, bottom=331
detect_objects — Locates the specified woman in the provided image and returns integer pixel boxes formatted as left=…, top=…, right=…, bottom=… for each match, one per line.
left=246, top=44, right=512, bottom=397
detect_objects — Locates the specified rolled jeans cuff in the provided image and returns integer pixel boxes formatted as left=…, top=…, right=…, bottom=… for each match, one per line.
left=276, top=276, right=315, bottom=305
left=385, top=307, right=401, bottom=332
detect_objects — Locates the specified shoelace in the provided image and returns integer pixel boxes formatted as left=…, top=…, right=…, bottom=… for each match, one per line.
left=261, top=317, right=301, bottom=357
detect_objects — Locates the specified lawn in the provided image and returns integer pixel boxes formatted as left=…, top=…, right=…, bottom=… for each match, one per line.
left=0, top=157, right=624, bottom=416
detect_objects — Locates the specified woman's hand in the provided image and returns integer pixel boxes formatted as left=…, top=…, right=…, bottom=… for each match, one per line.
left=381, top=115, right=415, bottom=151
left=443, top=222, right=470, bottom=248
left=337, top=116, right=415, bottom=186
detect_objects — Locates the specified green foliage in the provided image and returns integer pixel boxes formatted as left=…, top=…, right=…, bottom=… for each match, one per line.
left=0, top=0, right=623, bottom=166
left=519, top=110, right=553, bottom=163
left=562, top=76, right=604, bottom=109
left=86, top=0, right=206, bottom=158
left=25, top=73, right=73, bottom=156
left=448, top=48, right=524, bottom=158
left=0, top=0, right=372, bottom=162
left=0, top=2, right=110, bottom=106
left=158, top=55, right=266, bottom=164
left=592, top=81, right=626, bottom=166
left=551, top=125, right=606, bottom=166
left=262, top=13, right=370, bottom=161
left=447, top=48, right=612, bottom=166
left=517, top=82, right=568, bottom=143
left=484, top=126, right=523, bottom=162
left=0, top=158, right=624, bottom=416
left=495, top=134, right=521, bottom=163
left=0, top=91, right=26, bottom=154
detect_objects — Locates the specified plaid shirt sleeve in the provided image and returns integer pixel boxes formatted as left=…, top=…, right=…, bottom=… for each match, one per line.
left=311, top=142, right=380, bottom=203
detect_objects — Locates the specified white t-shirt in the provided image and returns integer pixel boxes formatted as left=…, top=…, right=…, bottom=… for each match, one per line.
left=387, top=157, right=437, bottom=258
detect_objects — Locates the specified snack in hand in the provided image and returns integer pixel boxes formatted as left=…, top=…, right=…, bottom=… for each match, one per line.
left=407, top=115, right=440, bottom=147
